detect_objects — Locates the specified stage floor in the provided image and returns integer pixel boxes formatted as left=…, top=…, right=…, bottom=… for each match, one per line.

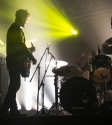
left=1, top=113, right=112, bottom=125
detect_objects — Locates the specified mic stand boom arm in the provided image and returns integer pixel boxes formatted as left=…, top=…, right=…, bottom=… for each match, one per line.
left=30, top=48, right=47, bottom=82
left=39, top=55, right=54, bottom=90
left=30, top=48, right=47, bottom=115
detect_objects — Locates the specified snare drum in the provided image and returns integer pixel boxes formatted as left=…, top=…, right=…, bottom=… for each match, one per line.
left=89, top=55, right=111, bottom=83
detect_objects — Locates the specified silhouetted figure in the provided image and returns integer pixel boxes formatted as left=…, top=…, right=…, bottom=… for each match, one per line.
left=0, top=9, right=37, bottom=116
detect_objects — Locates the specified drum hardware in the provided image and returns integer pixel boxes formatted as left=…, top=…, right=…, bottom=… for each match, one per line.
left=47, top=74, right=68, bottom=115
left=98, top=85, right=112, bottom=113
left=92, top=72, right=112, bottom=113
left=107, top=81, right=112, bottom=90
left=87, top=45, right=111, bottom=84
left=100, top=74, right=108, bottom=102
left=60, top=77, right=97, bottom=114
left=60, top=76, right=69, bottom=86
left=90, top=71, right=112, bottom=113
left=52, top=65, right=83, bottom=77
left=89, top=54, right=111, bottom=84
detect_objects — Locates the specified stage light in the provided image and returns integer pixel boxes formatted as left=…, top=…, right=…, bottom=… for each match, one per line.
left=70, top=29, right=78, bottom=35
left=27, top=0, right=78, bottom=42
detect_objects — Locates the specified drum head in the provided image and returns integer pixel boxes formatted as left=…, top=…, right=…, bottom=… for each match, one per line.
left=60, top=77, right=96, bottom=114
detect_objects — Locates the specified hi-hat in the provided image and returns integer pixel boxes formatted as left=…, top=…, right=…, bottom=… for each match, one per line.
left=46, top=60, right=68, bottom=67
left=101, top=37, right=112, bottom=55
left=52, top=65, right=83, bottom=77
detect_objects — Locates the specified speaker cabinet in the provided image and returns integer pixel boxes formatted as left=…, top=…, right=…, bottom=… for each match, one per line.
left=0, top=56, right=9, bottom=105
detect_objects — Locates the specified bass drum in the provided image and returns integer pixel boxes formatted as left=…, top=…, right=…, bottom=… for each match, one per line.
left=60, top=77, right=96, bottom=114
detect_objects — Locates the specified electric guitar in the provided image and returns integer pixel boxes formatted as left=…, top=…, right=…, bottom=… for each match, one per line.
left=19, top=42, right=34, bottom=77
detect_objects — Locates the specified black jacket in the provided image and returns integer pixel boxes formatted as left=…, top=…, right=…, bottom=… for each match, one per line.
left=6, top=22, right=34, bottom=70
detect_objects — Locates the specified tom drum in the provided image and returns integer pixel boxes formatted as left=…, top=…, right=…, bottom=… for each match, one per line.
left=89, top=55, right=111, bottom=84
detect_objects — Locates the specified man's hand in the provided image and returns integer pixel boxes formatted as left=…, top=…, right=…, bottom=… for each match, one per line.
left=32, top=58, right=37, bottom=65
left=30, top=42, right=36, bottom=53
left=30, top=46, right=36, bottom=52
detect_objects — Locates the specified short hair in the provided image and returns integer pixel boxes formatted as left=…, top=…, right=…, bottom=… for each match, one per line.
left=15, top=9, right=30, bottom=21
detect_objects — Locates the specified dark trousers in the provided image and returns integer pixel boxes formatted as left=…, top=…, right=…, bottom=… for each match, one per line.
left=2, top=68, right=21, bottom=111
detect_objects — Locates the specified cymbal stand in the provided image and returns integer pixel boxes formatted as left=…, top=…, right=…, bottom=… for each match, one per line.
left=47, top=75, right=65, bottom=115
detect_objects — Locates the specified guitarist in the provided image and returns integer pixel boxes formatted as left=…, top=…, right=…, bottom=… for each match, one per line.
left=0, top=9, right=37, bottom=116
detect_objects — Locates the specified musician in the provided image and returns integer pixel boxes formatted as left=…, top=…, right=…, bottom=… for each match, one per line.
left=0, top=9, right=37, bottom=116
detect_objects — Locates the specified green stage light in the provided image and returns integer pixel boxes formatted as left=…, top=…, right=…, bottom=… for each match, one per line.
left=28, top=0, right=78, bottom=42
left=0, top=39, right=4, bottom=45
left=41, top=0, right=78, bottom=40
left=70, top=29, right=78, bottom=35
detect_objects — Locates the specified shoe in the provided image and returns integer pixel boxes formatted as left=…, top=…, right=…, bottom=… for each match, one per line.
left=9, top=110, right=28, bottom=116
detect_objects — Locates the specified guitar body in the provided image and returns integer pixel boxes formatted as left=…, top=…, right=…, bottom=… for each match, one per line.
left=19, top=42, right=35, bottom=78
left=19, top=53, right=31, bottom=77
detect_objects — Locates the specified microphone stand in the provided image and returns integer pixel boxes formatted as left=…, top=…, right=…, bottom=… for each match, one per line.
left=30, top=47, right=47, bottom=115
left=37, top=55, right=54, bottom=115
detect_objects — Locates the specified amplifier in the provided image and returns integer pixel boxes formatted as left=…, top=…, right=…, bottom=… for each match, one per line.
left=0, top=54, right=9, bottom=106
left=0, top=53, right=6, bottom=65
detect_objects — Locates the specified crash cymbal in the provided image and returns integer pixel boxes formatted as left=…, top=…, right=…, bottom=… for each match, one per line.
left=52, top=65, right=83, bottom=77
left=101, top=37, right=112, bottom=55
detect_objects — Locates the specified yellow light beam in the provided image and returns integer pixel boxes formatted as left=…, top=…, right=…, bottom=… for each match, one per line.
left=0, top=39, right=4, bottom=45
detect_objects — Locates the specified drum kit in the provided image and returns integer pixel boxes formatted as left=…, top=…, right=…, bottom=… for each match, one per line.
left=48, top=38, right=112, bottom=115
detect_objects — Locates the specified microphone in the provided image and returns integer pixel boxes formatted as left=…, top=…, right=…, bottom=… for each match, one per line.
left=47, top=43, right=51, bottom=54
left=46, top=43, right=55, bottom=59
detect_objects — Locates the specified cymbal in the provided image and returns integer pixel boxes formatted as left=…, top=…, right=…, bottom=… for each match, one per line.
left=52, top=65, right=83, bottom=77
left=101, top=37, right=112, bottom=55
left=46, top=60, right=68, bottom=67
